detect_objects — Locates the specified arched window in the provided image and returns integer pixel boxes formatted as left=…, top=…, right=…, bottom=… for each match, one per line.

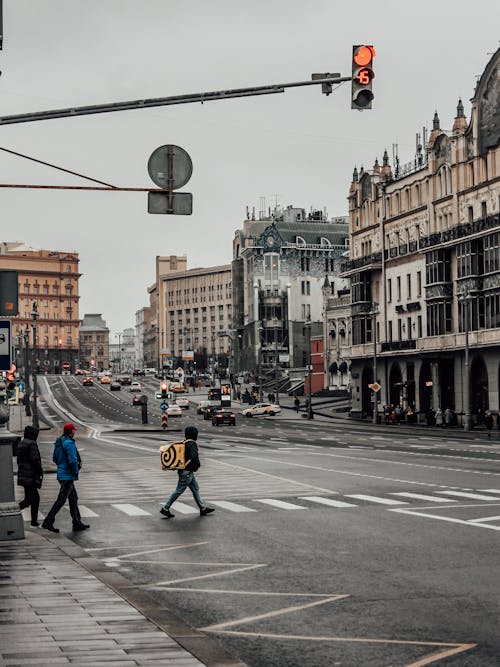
left=296, top=236, right=306, bottom=245
left=320, top=237, right=331, bottom=247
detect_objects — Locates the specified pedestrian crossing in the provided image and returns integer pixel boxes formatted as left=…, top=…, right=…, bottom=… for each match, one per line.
left=19, top=487, right=500, bottom=524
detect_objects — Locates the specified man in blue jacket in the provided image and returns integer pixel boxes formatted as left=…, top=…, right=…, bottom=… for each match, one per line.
left=160, top=425, right=215, bottom=519
left=42, top=423, right=89, bottom=533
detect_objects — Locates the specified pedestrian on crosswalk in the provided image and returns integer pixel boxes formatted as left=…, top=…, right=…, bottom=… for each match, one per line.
left=160, top=425, right=215, bottom=519
left=42, top=423, right=90, bottom=534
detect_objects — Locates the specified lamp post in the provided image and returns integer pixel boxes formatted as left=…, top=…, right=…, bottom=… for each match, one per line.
left=211, top=331, right=216, bottom=387
left=30, top=302, right=39, bottom=430
left=305, top=318, right=313, bottom=420
left=370, top=302, right=379, bottom=425
left=58, top=337, right=62, bottom=374
left=274, top=317, right=280, bottom=406
left=458, top=292, right=472, bottom=431
left=115, top=332, right=122, bottom=374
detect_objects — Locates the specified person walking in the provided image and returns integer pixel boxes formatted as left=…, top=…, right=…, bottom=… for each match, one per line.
left=294, top=396, right=300, bottom=413
left=435, top=408, right=444, bottom=427
left=42, top=423, right=89, bottom=533
left=160, top=425, right=215, bottom=519
left=484, top=411, right=494, bottom=437
left=17, top=425, right=43, bottom=527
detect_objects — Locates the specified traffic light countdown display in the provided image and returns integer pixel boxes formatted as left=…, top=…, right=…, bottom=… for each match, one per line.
left=351, top=45, right=375, bottom=110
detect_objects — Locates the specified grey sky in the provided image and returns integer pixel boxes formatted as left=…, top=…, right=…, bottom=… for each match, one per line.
left=1, top=1, right=498, bottom=336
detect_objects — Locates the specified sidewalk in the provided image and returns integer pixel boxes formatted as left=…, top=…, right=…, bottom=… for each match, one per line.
left=0, top=529, right=245, bottom=667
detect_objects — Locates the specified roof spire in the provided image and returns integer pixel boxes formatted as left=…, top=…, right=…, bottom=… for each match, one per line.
left=433, top=111, right=440, bottom=130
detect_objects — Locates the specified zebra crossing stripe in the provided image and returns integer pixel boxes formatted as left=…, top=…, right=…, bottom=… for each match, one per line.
left=211, top=500, right=256, bottom=512
left=254, top=499, right=306, bottom=510
left=479, top=489, right=500, bottom=494
left=345, top=494, right=407, bottom=505
left=300, top=496, right=357, bottom=508
left=435, top=490, right=500, bottom=501
left=68, top=504, right=99, bottom=517
left=391, top=492, right=456, bottom=503
left=171, top=501, right=199, bottom=514
left=111, top=504, right=151, bottom=516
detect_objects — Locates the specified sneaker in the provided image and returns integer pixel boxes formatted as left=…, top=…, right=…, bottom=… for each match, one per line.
left=41, top=521, right=59, bottom=533
left=160, top=507, right=175, bottom=519
left=72, top=522, right=90, bottom=531
left=200, top=507, right=215, bottom=516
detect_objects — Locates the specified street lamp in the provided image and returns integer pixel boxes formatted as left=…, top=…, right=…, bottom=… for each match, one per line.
left=458, top=292, right=472, bottom=431
left=370, top=302, right=379, bottom=425
left=305, top=318, right=313, bottom=420
left=273, top=317, right=280, bottom=406
left=30, top=302, right=39, bottom=430
left=115, top=332, right=122, bottom=374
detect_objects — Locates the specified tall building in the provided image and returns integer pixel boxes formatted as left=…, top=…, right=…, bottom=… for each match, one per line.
left=342, top=48, right=500, bottom=420
left=79, top=314, right=109, bottom=371
left=0, top=242, right=81, bottom=372
left=232, top=206, right=349, bottom=377
left=135, top=306, right=151, bottom=369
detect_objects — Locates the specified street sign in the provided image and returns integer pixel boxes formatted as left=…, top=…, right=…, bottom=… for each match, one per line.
left=160, top=402, right=169, bottom=411
left=369, top=382, right=381, bottom=392
left=148, top=191, right=192, bottom=215
left=148, top=144, right=193, bottom=190
left=0, top=320, right=11, bottom=371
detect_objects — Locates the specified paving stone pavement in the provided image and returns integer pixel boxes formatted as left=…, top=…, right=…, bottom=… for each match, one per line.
left=0, top=530, right=245, bottom=667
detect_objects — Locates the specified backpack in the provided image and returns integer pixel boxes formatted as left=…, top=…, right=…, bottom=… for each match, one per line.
left=160, top=440, right=191, bottom=470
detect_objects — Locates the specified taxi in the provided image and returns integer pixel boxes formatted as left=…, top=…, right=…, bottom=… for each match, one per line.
left=100, top=375, right=111, bottom=384
left=242, top=402, right=281, bottom=417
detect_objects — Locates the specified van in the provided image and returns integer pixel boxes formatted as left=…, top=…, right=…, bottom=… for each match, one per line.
left=144, top=368, right=157, bottom=375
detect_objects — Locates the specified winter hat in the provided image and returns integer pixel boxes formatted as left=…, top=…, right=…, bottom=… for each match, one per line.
left=184, top=425, right=198, bottom=441
left=63, top=422, right=77, bottom=434
left=23, top=425, right=39, bottom=440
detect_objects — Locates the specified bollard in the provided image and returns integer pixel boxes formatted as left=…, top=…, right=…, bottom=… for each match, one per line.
left=0, top=407, right=24, bottom=541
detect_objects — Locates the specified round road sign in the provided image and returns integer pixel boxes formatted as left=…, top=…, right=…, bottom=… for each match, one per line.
left=148, top=144, right=193, bottom=190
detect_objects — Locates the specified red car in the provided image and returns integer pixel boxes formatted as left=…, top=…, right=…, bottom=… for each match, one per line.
left=82, top=377, right=94, bottom=386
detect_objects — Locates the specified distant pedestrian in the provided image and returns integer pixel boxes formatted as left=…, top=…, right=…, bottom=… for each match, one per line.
left=485, top=411, right=494, bottom=437
left=294, top=396, right=300, bottom=413
left=435, top=408, right=444, bottom=427
left=17, top=425, right=43, bottom=527
left=160, top=426, right=215, bottom=519
left=42, top=423, right=89, bottom=533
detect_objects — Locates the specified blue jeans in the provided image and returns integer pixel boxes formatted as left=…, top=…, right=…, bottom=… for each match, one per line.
left=164, top=470, right=206, bottom=510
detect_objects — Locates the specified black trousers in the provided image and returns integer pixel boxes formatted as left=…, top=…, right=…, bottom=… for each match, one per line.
left=19, top=485, right=40, bottom=524
left=45, top=480, right=82, bottom=525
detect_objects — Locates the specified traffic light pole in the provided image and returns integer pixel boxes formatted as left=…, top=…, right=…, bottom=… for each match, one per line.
left=0, top=76, right=352, bottom=126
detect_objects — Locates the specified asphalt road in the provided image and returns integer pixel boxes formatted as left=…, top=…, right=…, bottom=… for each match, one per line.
left=26, top=375, right=500, bottom=666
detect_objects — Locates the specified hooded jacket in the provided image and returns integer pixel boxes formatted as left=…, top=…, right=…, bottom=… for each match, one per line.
left=17, top=426, right=43, bottom=488
left=53, top=433, right=80, bottom=481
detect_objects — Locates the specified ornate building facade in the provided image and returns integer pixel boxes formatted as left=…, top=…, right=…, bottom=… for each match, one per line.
left=342, top=48, right=500, bottom=420
left=79, top=314, right=109, bottom=372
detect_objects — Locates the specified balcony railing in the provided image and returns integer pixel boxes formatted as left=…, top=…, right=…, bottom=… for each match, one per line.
left=381, top=340, right=416, bottom=352
left=340, top=251, right=382, bottom=273
left=419, top=213, right=500, bottom=249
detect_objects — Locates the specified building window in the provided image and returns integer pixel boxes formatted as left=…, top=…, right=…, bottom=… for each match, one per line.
left=407, top=317, right=412, bottom=339
left=264, top=253, right=279, bottom=285
left=417, top=271, right=422, bottom=297
left=426, top=249, right=451, bottom=284
left=397, top=319, right=402, bottom=340
left=427, top=300, right=452, bottom=336
left=352, top=316, right=372, bottom=345
left=388, top=320, right=393, bottom=341
left=484, top=233, right=500, bottom=274
left=406, top=274, right=411, bottom=299
left=351, top=272, right=371, bottom=303
left=396, top=276, right=401, bottom=301
left=417, top=315, right=422, bottom=338
left=387, top=279, right=392, bottom=303
left=481, top=201, right=487, bottom=219
left=457, top=241, right=483, bottom=278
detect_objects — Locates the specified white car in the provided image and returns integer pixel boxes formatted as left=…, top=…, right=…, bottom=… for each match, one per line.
left=130, top=381, right=142, bottom=392
left=242, top=402, right=281, bottom=417
left=166, top=404, right=183, bottom=417
left=175, top=397, right=190, bottom=409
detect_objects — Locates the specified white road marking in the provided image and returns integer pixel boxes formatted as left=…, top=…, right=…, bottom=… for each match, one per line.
left=345, top=494, right=407, bottom=505
left=479, top=489, right=500, bottom=493
left=255, top=498, right=306, bottom=510
left=300, top=496, right=357, bottom=508
left=435, top=490, right=500, bottom=501
left=111, top=503, right=151, bottom=516
left=171, top=501, right=200, bottom=514
left=69, top=504, right=99, bottom=517
left=391, top=507, right=500, bottom=531
left=211, top=500, right=256, bottom=512
left=390, top=492, right=456, bottom=503
left=468, top=515, right=500, bottom=524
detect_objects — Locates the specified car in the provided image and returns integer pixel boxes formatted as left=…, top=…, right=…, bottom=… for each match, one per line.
left=175, top=396, right=190, bottom=409
left=172, top=383, right=186, bottom=393
left=130, top=381, right=142, bottom=392
left=75, top=369, right=84, bottom=376
left=133, top=369, right=145, bottom=377
left=166, top=404, right=183, bottom=417
left=203, top=405, right=219, bottom=420
left=119, top=376, right=132, bottom=385
left=211, top=408, right=236, bottom=426
left=82, top=377, right=94, bottom=386
left=110, top=381, right=121, bottom=391
left=132, top=394, right=143, bottom=406
left=197, top=400, right=213, bottom=415
left=100, top=376, right=111, bottom=384
left=242, top=402, right=281, bottom=417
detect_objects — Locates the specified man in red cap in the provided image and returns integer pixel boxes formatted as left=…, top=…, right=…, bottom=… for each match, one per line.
left=42, top=423, right=89, bottom=533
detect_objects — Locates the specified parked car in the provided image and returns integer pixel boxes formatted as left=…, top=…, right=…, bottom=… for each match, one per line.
left=100, top=376, right=111, bottom=384
left=212, top=408, right=236, bottom=426
left=110, top=381, right=121, bottom=391
left=82, top=377, right=94, bottom=386
left=166, top=404, right=183, bottom=417
left=130, top=381, right=142, bottom=392
left=242, top=402, right=281, bottom=417
left=175, top=396, right=190, bottom=409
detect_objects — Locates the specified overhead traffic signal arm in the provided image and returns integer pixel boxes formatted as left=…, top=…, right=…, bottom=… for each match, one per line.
left=351, top=45, right=375, bottom=110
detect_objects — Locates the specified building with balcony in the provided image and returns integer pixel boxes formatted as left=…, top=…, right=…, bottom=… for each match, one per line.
left=342, top=48, right=500, bottom=420
left=232, top=205, right=349, bottom=380
left=0, top=242, right=81, bottom=372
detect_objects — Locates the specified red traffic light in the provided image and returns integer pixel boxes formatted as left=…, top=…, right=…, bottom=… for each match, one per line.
left=160, top=382, right=168, bottom=391
left=353, top=45, right=375, bottom=67
left=355, top=67, right=374, bottom=85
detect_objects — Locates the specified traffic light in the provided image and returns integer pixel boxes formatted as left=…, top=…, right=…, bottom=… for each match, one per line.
left=6, top=381, right=19, bottom=405
left=160, top=381, right=168, bottom=398
left=351, top=45, right=375, bottom=110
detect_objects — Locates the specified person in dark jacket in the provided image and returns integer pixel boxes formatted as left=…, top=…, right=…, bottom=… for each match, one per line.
left=17, top=425, right=43, bottom=527
left=42, top=423, right=89, bottom=533
left=160, top=425, right=214, bottom=519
